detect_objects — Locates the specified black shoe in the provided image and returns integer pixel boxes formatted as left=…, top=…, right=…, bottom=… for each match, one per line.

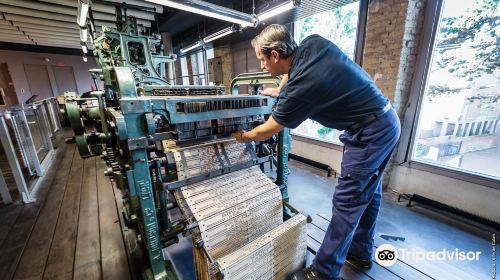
left=346, top=253, right=372, bottom=270
left=290, top=265, right=344, bottom=280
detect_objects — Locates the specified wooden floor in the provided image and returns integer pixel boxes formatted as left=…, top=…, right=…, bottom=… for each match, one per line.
left=307, top=213, right=484, bottom=280
left=307, top=214, right=433, bottom=280
left=0, top=139, right=131, bottom=280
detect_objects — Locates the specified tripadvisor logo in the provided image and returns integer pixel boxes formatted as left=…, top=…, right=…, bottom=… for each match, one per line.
left=375, top=244, right=397, bottom=267
left=375, top=244, right=482, bottom=267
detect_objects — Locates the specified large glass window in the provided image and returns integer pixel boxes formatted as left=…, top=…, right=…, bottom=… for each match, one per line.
left=412, top=0, right=500, bottom=179
left=292, top=2, right=360, bottom=145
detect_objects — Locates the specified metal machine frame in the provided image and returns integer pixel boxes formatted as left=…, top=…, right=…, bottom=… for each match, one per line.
left=65, top=6, right=292, bottom=279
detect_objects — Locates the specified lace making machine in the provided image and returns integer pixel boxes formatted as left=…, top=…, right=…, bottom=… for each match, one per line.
left=64, top=7, right=305, bottom=280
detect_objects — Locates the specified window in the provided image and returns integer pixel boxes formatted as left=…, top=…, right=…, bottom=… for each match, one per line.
left=180, top=56, right=189, bottom=85
left=176, top=47, right=214, bottom=86
left=411, top=0, right=500, bottom=179
left=445, top=123, right=455, bottom=136
left=468, top=123, right=476, bottom=136
left=291, top=1, right=361, bottom=145
left=455, top=124, right=463, bottom=137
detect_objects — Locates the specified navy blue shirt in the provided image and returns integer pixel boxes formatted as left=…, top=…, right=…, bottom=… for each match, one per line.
left=272, top=35, right=388, bottom=131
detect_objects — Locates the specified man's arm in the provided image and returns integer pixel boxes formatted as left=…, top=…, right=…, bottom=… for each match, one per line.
left=262, top=74, right=288, bottom=97
left=231, top=116, right=284, bottom=143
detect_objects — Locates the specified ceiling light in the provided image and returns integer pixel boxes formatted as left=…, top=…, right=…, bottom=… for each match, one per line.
left=203, top=25, right=237, bottom=43
left=80, top=28, right=88, bottom=43
left=180, top=40, right=203, bottom=54
left=81, top=42, right=88, bottom=54
left=77, top=0, right=90, bottom=28
left=145, top=0, right=256, bottom=27
left=257, top=0, right=298, bottom=22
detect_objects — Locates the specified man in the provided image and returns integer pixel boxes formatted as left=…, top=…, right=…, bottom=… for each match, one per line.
left=231, top=24, right=401, bottom=280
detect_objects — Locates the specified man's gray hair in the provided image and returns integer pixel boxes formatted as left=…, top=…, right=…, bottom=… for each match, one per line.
left=251, top=24, right=297, bottom=59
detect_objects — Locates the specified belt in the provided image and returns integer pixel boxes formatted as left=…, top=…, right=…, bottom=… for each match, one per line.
left=347, top=102, right=392, bottom=132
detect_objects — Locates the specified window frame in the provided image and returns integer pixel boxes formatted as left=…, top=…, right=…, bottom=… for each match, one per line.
left=395, top=0, right=500, bottom=189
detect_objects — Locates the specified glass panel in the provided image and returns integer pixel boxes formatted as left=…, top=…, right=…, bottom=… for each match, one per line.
left=412, top=0, right=500, bottom=179
left=180, top=56, right=189, bottom=85
left=291, top=1, right=360, bottom=145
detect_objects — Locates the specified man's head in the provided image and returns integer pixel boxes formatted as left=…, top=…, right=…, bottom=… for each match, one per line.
left=251, top=24, right=297, bottom=76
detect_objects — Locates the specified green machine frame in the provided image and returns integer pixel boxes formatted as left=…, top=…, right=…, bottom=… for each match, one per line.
left=64, top=6, right=292, bottom=280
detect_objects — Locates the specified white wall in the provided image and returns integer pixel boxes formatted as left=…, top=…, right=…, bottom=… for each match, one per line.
left=389, top=165, right=500, bottom=223
left=294, top=139, right=500, bottom=223
left=0, top=50, right=98, bottom=104
left=291, top=137, right=343, bottom=173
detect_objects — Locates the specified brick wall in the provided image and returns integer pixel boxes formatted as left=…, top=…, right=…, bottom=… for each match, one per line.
left=362, top=0, right=427, bottom=187
left=214, top=45, right=234, bottom=93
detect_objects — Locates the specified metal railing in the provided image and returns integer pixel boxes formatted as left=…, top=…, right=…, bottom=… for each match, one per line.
left=0, top=97, right=62, bottom=204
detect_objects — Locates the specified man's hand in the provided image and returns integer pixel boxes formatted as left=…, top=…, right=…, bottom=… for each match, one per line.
left=261, top=87, right=279, bottom=97
left=231, top=116, right=284, bottom=143
left=231, top=130, right=245, bottom=143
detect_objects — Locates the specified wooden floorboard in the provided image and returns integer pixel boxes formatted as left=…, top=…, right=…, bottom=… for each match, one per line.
left=0, top=203, right=23, bottom=246
left=12, top=145, right=76, bottom=280
left=0, top=130, right=133, bottom=280
left=309, top=214, right=442, bottom=280
left=0, top=142, right=71, bottom=280
left=73, top=157, right=102, bottom=280
left=316, top=213, right=454, bottom=280
left=96, top=160, right=131, bottom=280
left=0, top=205, right=40, bottom=280
left=110, top=168, right=145, bottom=280
left=307, top=224, right=374, bottom=280
left=42, top=147, right=85, bottom=280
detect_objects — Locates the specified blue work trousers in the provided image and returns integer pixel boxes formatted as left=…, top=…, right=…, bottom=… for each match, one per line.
left=313, top=108, right=401, bottom=278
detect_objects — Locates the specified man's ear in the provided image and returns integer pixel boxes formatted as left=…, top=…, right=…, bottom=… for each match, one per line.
left=270, top=50, right=280, bottom=62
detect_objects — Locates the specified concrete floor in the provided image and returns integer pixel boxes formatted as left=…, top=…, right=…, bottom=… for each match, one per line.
left=165, top=159, right=497, bottom=280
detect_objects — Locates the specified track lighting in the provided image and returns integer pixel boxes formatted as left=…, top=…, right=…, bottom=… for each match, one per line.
left=77, top=0, right=90, bottom=28
left=202, top=25, right=237, bottom=43
left=145, top=0, right=256, bottom=27
left=180, top=40, right=203, bottom=54
left=80, top=28, right=88, bottom=43
left=257, top=0, right=299, bottom=22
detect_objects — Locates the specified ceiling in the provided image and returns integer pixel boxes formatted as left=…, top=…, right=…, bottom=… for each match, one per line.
left=0, top=0, right=356, bottom=54
left=167, top=0, right=357, bottom=52
left=0, top=0, right=163, bottom=51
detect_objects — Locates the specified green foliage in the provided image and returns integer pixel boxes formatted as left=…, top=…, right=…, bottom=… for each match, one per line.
left=435, top=0, right=499, bottom=80
left=427, top=84, right=462, bottom=97
left=297, top=2, right=359, bottom=57
left=317, top=126, right=333, bottom=137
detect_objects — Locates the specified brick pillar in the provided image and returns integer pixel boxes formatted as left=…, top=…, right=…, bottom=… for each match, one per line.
left=214, top=44, right=233, bottom=94
left=362, top=0, right=427, bottom=187
left=186, top=55, right=194, bottom=85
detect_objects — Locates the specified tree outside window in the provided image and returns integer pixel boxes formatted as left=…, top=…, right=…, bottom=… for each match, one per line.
left=412, top=0, right=500, bottom=179
left=292, top=2, right=360, bottom=145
